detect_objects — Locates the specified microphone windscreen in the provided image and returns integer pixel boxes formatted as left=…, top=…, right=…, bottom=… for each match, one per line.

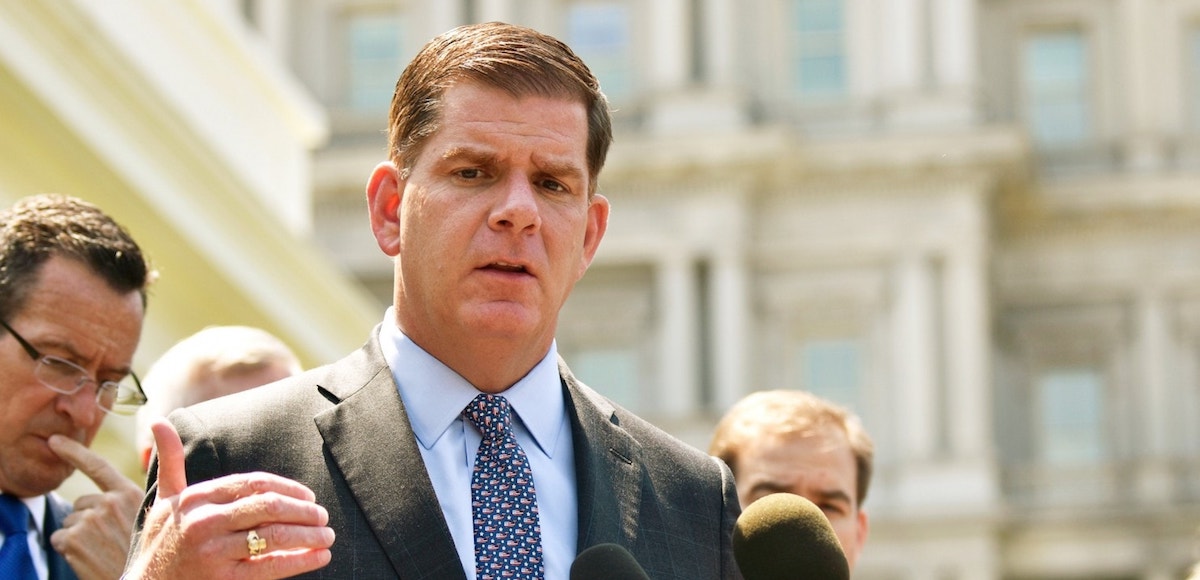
left=733, top=492, right=850, bottom=580
left=569, top=543, right=651, bottom=580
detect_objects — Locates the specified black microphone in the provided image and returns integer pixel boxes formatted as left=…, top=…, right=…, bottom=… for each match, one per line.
left=569, top=543, right=651, bottom=580
left=733, top=492, right=850, bottom=580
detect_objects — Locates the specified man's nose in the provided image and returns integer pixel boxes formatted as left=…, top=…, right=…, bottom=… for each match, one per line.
left=55, top=383, right=101, bottom=428
left=489, top=176, right=542, bottom=232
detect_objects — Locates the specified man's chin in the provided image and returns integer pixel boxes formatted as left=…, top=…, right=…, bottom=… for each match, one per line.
left=8, top=457, right=74, bottom=497
left=464, top=304, right=542, bottom=335
left=0, top=470, right=71, bottom=498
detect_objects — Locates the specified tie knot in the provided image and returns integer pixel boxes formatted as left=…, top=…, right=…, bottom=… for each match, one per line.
left=464, top=394, right=513, bottom=440
left=0, top=495, right=29, bottom=536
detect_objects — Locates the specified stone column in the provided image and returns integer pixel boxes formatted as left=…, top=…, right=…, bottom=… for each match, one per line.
left=700, top=0, right=737, bottom=87
left=1119, top=0, right=1165, bottom=171
left=893, top=252, right=938, bottom=461
left=657, top=251, right=699, bottom=418
left=943, top=241, right=990, bottom=458
left=709, top=250, right=748, bottom=411
left=648, top=0, right=689, bottom=92
left=1135, top=288, right=1173, bottom=502
left=879, top=0, right=922, bottom=94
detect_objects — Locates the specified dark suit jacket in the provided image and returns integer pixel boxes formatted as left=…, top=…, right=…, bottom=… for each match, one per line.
left=139, top=330, right=742, bottom=579
left=45, top=493, right=79, bottom=580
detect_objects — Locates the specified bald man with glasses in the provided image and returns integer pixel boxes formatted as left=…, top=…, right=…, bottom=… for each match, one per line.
left=0, top=194, right=152, bottom=580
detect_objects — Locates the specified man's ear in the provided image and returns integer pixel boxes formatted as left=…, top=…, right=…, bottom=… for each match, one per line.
left=367, top=161, right=403, bottom=257
left=576, top=193, right=610, bottom=279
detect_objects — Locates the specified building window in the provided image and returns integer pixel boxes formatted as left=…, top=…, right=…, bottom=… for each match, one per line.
left=345, top=11, right=407, bottom=112
left=566, top=2, right=634, bottom=99
left=1036, top=369, right=1105, bottom=464
left=796, top=339, right=863, bottom=411
left=1023, top=29, right=1091, bottom=147
left=572, top=348, right=641, bottom=410
left=790, top=0, right=847, bottom=99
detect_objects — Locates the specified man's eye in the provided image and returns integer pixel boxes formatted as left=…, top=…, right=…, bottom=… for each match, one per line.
left=539, top=179, right=566, bottom=192
left=457, top=168, right=483, bottom=179
left=821, top=504, right=847, bottom=516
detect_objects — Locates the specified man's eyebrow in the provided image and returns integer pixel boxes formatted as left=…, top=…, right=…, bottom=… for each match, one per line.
left=440, top=145, right=586, bottom=183
left=31, top=335, right=84, bottom=360
left=812, top=488, right=854, bottom=506
left=536, top=159, right=586, bottom=182
left=440, top=146, right=495, bottom=165
left=34, top=336, right=132, bottom=377
left=747, top=480, right=791, bottom=496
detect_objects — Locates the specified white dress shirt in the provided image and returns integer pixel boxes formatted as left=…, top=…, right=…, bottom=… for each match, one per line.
left=379, top=309, right=578, bottom=579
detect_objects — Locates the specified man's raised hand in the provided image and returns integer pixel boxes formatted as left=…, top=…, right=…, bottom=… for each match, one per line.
left=124, top=419, right=334, bottom=580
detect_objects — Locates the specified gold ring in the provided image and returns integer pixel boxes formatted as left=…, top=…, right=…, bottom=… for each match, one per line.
left=246, top=529, right=266, bottom=557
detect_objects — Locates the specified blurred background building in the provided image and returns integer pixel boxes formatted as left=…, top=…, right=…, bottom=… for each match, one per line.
left=3, top=0, right=1200, bottom=578
left=0, top=0, right=380, bottom=493
left=277, top=1, right=1200, bottom=578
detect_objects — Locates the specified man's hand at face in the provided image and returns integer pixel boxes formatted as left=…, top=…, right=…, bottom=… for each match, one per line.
left=47, top=434, right=143, bottom=580
left=124, top=420, right=335, bottom=580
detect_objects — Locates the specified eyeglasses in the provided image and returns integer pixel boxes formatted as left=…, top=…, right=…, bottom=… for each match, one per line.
left=0, top=319, right=147, bottom=415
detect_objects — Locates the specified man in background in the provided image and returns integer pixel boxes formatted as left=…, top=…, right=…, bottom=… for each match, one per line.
left=710, top=389, right=874, bottom=572
left=127, top=21, right=740, bottom=580
left=0, top=194, right=152, bottom=580
left=135, top=325, right=302, bottom=472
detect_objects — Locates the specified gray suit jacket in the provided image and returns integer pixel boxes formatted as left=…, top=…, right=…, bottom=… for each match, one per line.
left=139, top=330, right=741, bottom=579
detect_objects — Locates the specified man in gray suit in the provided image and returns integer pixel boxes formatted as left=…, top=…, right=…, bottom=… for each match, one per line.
left=127, top=22, right=741, bottom=580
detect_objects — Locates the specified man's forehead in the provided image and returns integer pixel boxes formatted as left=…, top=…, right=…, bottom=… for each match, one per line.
left=745, top=431, right=857, bottom=480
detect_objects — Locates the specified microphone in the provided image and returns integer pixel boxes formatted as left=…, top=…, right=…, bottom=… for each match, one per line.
left=569, top=543, right=651, bottom=580
left=733, top=492, right=850, bottom=580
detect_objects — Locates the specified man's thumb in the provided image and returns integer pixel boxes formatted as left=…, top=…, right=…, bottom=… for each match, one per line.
left=150, top=419, right=187, bottom=497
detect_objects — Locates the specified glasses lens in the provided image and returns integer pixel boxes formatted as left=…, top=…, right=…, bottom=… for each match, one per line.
left=102, top=379, right=146, bottom=415
left=35, top=357, right=89, bottom=395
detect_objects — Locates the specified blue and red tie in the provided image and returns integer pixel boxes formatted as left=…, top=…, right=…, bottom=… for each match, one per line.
left=464, top=394, right=544, bottom=580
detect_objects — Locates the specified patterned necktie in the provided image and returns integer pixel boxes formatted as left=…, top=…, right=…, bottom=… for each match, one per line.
left=464, top=394, right=544, bottom=580
left=0, top=494, right=37, bottom=580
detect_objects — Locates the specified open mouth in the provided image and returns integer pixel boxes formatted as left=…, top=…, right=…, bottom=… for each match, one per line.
left=487, top=262, right=528, bottom=274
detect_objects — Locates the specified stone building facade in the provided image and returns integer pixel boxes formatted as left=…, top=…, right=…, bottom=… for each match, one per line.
left=242, top=0, right=1200, bottom=577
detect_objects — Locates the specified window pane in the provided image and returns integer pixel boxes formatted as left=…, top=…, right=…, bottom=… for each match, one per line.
left=347, top=12, right=406, bottom=112
left=1037, top=370, right=1104, bottom=464
left=1023, top=30, right=1090, bottom=146
left=572, top=348, right=640, bottom=410
left=791, top=0, right=846, bottom=98
left=797, top=339, right=862, bottom=411
left=567, top=3, right=633, bottom=99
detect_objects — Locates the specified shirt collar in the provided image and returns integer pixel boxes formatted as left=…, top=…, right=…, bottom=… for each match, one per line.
left=379, top=308, right=566, bottom=457
left=21, top=494, right=45, bottom=536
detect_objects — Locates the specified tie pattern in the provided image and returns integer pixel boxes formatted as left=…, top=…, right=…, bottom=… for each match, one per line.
left=0, top=494, right=37, bottom=580
left=464, top=394, right=544, bottom=580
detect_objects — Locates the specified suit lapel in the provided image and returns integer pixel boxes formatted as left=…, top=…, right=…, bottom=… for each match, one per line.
left=561, top=359, right=644, bottom=551
left=44, top=494, right=78, bottom=580
left=314, top=337, right=467, bottom=580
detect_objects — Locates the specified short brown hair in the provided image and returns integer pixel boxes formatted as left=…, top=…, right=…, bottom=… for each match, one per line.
left=388, top=21, right=613, bottom=194
left=0, top=194, right=152, bottom=321
left=710, top=390, right=876, bottom=506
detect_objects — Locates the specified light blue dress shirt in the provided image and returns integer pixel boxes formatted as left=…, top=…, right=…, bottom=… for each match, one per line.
left=379, top=310, right=578, bottom=579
